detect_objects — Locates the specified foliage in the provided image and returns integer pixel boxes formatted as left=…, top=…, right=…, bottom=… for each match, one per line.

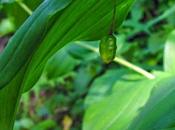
left=0, top=0, right=175, bottom=130
left=0, top=0, right=134, bottom=130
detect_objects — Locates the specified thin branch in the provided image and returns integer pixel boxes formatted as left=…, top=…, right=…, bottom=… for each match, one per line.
left=146, top=4, right=175, bottom=28
left=16, top=0, right=32, bottom=15
left=114, top=57, right=155, bottom=79
left=75, top=41, right=156, bottom=80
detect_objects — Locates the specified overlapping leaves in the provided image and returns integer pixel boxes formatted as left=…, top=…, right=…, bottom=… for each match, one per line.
left=0, top=0, right=135, bottom=129
left=83, top=71, right=175, bottom=130
left=82, top=30, right=175, bottom=130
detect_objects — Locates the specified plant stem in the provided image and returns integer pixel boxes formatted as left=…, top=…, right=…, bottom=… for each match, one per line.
left=16, top=0, right=32, bottom=15
left=114, top=57, right=155, bottom=79
left=146, top=4, right=175, bottom=28
left=75, top=41, right=156, bottom=79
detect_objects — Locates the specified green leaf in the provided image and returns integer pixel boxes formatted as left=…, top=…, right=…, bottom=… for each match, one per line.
left=0, top=0, right=73, bottom=88
left=14, top=118, right=34, bottom=129
left=0, top=0, right=15, bottom=4
left=31, top=119, right=56, bottom=130
left=164, top=30, right=175, bottom=75
left=73, top=61, right=102, bottom=95
left=0, top=66, right=26, bottom=130
left=83, top=72, right=174, bottom=130
left=44, top=46, right=78, bottom=81
left=67, top=41, right=98, bottom=61
left=128, top=76, right=175, bottom=130
left=0, top=18, right=15, bottom=36
left=84, top=69, right=129, bottom=106
left=116, top=0, right=135, bottom=29
left=0, top=0, right=72, bottom=129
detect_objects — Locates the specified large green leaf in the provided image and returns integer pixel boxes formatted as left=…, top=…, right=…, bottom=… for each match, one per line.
left=0, top=0, right=72, bottom=88
left=84, top=69, right=129, bottom=107
left=0, top=0, right=72, bottom=129
left=22, top=0, right=135, bottom=92
left=128, top=76, right=175, bottom=130
left=0, top=0, right=135, bottom=129
left=0, top=66, right=26, bottom=130
left=83, top=72, right=175, bottom=130
left=164, top=30, right=175, bottom=75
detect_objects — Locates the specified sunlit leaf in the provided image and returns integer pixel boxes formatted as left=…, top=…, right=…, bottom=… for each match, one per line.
left=83, top=72, right=174, bottom=130
left=164, top=30, right=175, bottom=75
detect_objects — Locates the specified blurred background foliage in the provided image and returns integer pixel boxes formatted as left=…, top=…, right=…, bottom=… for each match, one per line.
left=0, top=0, right=175, bottom=130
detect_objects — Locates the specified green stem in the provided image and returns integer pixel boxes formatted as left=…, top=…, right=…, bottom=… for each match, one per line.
left=114, top=57, right=155, bottom=79
left=146, top=4, right=175, bottom=28
left=16, top=0, right=32, bottom=15
left=75, top=41, right=156, bottom=79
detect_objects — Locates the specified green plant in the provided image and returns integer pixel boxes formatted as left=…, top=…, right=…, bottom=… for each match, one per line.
left=0, top=0, right=135, bottom=129
left=82, top=29, right=175, bottom=130
left=2, top=0, right=175, bottom=130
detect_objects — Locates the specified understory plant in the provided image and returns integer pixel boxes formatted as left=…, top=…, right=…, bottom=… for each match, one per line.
left=0, top=0, right=134, bottom=129
left=1, top=0, right=175, bottom=130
